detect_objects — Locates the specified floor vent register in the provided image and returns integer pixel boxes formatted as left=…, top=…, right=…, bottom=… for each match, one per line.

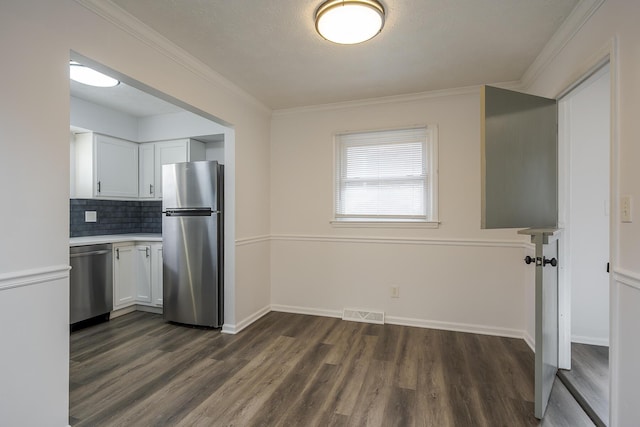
left=342, top=308, right=385, bottom=324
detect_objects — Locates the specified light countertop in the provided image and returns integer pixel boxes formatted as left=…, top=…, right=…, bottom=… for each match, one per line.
left=70, top=233, right=162, bottom=247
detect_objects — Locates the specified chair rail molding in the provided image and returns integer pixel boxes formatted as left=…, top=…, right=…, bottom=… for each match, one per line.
left=0, top=265, right=71, bottom=292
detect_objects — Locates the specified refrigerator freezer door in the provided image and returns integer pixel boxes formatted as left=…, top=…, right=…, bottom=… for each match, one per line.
left=163, top=213, right=221, bottom=327
left=162, top=161, right=218, bottom=211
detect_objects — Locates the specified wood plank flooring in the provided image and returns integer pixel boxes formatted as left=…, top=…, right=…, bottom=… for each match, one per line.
left=70, top=311, right=593, bottom=426
left=558, top=343, right=609, bottom=426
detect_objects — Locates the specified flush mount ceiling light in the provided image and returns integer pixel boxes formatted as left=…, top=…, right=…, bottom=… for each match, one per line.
left=69, top=61, right=120, bottom=87
left=315, top=0, right=385, bottom=45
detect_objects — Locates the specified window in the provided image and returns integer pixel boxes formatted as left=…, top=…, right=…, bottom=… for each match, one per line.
left=334, top=126, right=437, bottom=224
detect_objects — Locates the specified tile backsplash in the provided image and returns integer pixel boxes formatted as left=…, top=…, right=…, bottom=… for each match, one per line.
left=70, top=199, right=162, bottom=237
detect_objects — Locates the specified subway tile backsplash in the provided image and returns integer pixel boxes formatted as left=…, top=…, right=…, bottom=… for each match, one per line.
left=70, top=199, right=162, bottom=237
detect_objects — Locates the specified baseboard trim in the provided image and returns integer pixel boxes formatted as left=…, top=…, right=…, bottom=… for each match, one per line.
left=524, top=331, right=535, bottom=352
left=222, top=303, right=530, bottom=345
left=0, top=265, right=70, bottom=292
left=385, top=315, right=524, bottom=340
left=571, top=335, right=609, bottom=347
left=110, top=306, right=137, bottom=319
left=135, top=305, right=163, bottom=315
left=222, top=305, right=271, bottom=334
left=271, top=304, right=342, bottom=319
left=272, top=304, right=525, bottom=340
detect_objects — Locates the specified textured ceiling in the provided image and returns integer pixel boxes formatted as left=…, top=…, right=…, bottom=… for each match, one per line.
left=107, top=0, right=579, bottom=110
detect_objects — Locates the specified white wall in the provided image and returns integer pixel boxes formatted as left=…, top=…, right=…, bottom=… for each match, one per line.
left=205, top=141, right=225, bottom=164
left=526, top=0, right=640, bottom=424
left=270, top=92, right=530, bottom=336
left=70, top=96, right=139, bottom=141
left=137, top=110, right=229, bottom=143
left=0, top=1, right=271, bottom=425
left=70, top=96, right=231, bottom=144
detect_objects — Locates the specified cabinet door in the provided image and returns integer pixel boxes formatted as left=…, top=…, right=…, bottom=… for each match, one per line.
left=135, top=245, right=152, bottom=303
left=151, top=243, right=163, bottom=307
left=154, top=140, right=188, bottom=199
left=138, top=144, right=156, bottom=199
left=95, top=134, right=139, bottom=198
left=113, top=244, right=135, bottom=309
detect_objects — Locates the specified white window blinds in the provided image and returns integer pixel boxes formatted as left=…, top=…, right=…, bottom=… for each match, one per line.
left=335, top=127, right=431, bottom=221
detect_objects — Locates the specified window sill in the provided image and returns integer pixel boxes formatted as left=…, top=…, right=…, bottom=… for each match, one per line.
left=330, top=220, right=440, bottom=229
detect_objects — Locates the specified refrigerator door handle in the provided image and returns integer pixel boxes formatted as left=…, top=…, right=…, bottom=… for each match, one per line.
left=163, top=208, right=213, bottom=217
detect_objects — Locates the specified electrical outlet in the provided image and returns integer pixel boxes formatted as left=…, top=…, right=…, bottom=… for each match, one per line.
left=621, top=196, right=632, bottom=223
left=85, top=211, right=97, bottom=223
left=391, top=286, right=400, bottom=298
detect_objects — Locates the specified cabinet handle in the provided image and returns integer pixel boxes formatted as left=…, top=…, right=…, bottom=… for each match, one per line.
left=97, top=181, right=101, bottom=193
left=150, top=184, right=154, bottom=195
left=146, top=247, right=150, bottom=258
left=116, top=247, right=119, bottom=260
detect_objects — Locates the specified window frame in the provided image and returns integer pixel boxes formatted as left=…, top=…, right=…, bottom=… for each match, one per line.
left=331, top=125, right=439, bottom=228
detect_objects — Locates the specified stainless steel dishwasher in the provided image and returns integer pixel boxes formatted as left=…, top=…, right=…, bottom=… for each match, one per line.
left=69, top=244, right=113, bottom=324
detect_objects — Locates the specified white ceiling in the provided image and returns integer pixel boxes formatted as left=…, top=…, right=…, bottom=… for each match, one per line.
left=107, top=0, right=580, bottom=110
left=70, top=79, right=183, bottom=118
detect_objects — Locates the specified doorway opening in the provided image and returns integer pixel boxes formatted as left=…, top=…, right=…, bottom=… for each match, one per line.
left=68, top=52, right=236, bottom=424
left=557, top=62, right=611, bottom=426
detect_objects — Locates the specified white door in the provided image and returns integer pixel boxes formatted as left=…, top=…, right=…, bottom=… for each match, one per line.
left=482, top=85, right=558, bottom=419
left=566, top=65, right=611, bottom=348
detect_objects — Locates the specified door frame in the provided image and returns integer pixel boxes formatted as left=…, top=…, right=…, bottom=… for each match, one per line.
left=554, top=38, right=618, bottom=423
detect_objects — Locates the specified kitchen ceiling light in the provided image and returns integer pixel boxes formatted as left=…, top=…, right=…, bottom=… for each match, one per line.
left=69, top=61, right=120, bottom=87
left=315, top=0, right=385, bottom=45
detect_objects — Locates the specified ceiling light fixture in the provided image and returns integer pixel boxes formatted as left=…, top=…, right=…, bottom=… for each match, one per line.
left=315, top=0, right=385, bottom=45
left=69, top=61, right=120, bottom=87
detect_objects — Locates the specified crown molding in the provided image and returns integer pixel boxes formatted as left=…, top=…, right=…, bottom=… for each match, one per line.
left=73, top=0, right=271, bottom=115
left=272, top=82, right=516, bottom=117
left=73, top=0, right=603, bottom=116
left=520, top=0, right=606, bottom=91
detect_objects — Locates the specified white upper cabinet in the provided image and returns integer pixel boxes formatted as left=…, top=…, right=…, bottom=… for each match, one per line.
left=137, top=139, right=205, bottom=199
left=74, top=133, right=139, bottom=199
left=73, top=133, right=205, bottom=200
left=138, top=143, right=156, bottom=199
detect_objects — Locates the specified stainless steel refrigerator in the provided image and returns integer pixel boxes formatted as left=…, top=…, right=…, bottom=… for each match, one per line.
left=162, top=161, right=223, bottom=327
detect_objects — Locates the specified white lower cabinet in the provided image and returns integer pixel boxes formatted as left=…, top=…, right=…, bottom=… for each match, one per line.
left=112, top=241, right=162, bottom=312
left=113, top=243, right=136, bottom=309
left=151, top=243, right=163, bottom=307
left=135, top=244, right=152, bottom=303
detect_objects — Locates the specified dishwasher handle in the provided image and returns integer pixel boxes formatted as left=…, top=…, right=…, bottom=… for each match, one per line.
left=70, top=249, right=111, bottom=258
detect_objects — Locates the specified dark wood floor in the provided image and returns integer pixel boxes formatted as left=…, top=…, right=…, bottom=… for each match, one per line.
left=558, top=343, right=609, bottom=426
left=70, top=311, right=593, bottom=426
